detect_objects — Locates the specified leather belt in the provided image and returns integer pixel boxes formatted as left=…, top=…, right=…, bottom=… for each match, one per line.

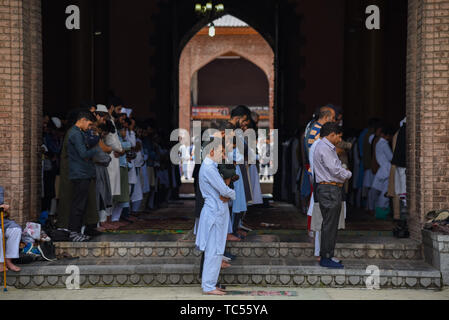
left=319, top=182, right=343, bottom=188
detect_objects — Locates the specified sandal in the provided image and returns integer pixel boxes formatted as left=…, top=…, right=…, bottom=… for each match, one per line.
left=70, top=232, right=90, bottom=242
left=100, top=222, right=120, bottom=230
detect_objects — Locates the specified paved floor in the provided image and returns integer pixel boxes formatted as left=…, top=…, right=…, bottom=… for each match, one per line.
left=91, top=231, right=416, bottom=243
left=101, top=200, right=394, bottom=235
left=1, top=286, right=448, bottom=300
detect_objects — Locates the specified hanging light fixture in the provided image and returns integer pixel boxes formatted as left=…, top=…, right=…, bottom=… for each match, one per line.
left=194, top=1, right=225, bottom=18
left=195, top=1, right=224, bottom=38
left=208, top=23, right=216, bottom=37
left=215, top=4, right=224, bottom=13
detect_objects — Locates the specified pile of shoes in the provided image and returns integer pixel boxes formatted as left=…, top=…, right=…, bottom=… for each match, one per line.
left=424, top=210, right=449, bottom=234
left=20, top=228, right=58, bottom=262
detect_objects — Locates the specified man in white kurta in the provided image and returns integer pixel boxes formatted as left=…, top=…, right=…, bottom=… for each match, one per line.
left=126, top=127, right=143, bottom=210
left=98, top=105, right=123, bottom=228
left=372, top=134, right=393, bottom=210
left=307, top=139, right=321, bottom=256
left=104, top=115, right=123, bottom=197
left=0, top=204, right=21, bottom=272
left=179, top=143, right=194, bottom=180
left=195, top=153, right=236, bottom=295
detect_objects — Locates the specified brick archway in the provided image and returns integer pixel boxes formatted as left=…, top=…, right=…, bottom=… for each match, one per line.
left=179, top=27, right=275, bottom=133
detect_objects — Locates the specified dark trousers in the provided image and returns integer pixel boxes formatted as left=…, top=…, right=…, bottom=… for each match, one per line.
left=316, top=184, right=342, bottom=259
left=232, top=212, right=243, bottom=235
left=68, top=179, right=91, bottom=233
left=42, top=170, right=56, bottom=211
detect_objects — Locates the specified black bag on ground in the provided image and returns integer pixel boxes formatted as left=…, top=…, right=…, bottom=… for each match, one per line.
left=47, top=229, right=71, bottom=242
left=38, top=241, right=57, bottom=261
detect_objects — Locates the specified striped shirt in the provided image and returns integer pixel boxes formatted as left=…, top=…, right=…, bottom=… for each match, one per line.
left=307, top=122, right=323, bottom=151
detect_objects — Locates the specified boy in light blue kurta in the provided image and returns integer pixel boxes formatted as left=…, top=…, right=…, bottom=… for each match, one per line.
left=196, top=144, right=236, bottom=295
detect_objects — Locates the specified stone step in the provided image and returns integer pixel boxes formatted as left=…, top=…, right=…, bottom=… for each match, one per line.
left=2, top=257, right=441, bottom=289
left=55, top=238, right=423, bottom=261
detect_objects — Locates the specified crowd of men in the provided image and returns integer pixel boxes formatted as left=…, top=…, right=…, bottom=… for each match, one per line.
left=41, top=97, right=180, bottom=242
left=44, top=102, right=268, bottom=294
left=1, top=101, right=406, bottom=292
left=192, top=103, right=405, bottom=292
left=300, top=104, right=408, bottom=268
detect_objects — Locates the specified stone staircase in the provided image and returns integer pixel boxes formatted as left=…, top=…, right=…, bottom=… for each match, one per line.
left=2, top=234, right=443, bottom=290
left=53, top=237, right=423, bottom=261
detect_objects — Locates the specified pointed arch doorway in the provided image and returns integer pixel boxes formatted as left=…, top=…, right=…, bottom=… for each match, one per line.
left=178, top=14, right=275, bottom=134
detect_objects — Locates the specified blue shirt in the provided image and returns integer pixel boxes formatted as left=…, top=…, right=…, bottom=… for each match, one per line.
left=142, top=137, right=157, bottom=166
left=67, top=126, right=100, bottom=180
left=44, top=133, right=61, bottom=155
left=84, top=130, right=101, bottom=149
left=307, top=122, right=323, bottom=150
left=304, top=121, right=323, bottom=165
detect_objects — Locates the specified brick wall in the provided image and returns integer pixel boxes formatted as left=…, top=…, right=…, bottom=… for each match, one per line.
left=407, top=0, right=449, bottom=241
left=0, top=0, right=42, bottom=225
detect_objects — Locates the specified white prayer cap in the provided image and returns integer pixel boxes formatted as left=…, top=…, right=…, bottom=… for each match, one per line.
left=121, top=108, right=133, bottom=117
left=96, top=104, right=108, bottom=113
left=51, top=117, right=62, bottom=129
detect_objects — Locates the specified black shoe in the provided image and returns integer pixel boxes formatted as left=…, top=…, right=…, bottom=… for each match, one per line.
left=224, top=251, right=236, bottom=261
left=120, top=217, right=133, bottom=223
left=320, top=258, right=344, bottom=269
left=84, top=226, right=103, bottom=237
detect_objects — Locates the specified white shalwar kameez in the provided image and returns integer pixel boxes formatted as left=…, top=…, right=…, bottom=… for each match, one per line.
left=103, top=120, right=124, bottom=219
left=372, top=137, right=393, bottom=209
left=306, top=140, right=321, bottom=256
left=249, top=164, right=263, bottom=205
left=104, top=127, right=123, bottom=196
left=195, top=157, right=236, bottom=293
left=0, top=223, right=21, bottom=263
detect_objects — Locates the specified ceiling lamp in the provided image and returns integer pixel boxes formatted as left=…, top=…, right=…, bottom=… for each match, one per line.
left=195, top=1, right=225, bottom=18
left=215, top=4, right=224, bottom=13
left=195, top=1, right=224, bottom=38
left=208, top=23, right=215, bottom=37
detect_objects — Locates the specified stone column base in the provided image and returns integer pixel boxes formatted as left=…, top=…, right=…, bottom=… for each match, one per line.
left=422, top=229, right=449, bottom=286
